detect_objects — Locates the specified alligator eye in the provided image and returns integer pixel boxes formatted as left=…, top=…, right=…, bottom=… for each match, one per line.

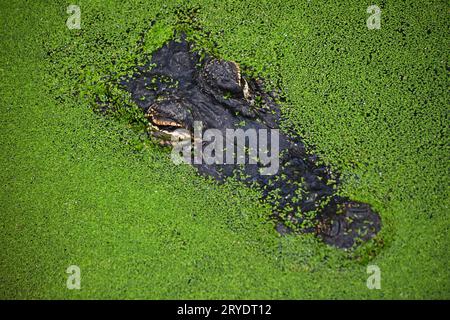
left=145, top=98, right=193, bottom=132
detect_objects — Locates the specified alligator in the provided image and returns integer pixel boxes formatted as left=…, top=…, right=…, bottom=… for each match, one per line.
left=120, top=35, right=381, bottom=249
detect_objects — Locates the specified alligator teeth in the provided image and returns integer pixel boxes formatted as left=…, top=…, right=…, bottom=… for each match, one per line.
left=151, top=117, right=183, bottom=127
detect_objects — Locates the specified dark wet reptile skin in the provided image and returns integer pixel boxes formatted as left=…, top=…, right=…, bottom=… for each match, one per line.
left=122, top=37, right=381, bottom=249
